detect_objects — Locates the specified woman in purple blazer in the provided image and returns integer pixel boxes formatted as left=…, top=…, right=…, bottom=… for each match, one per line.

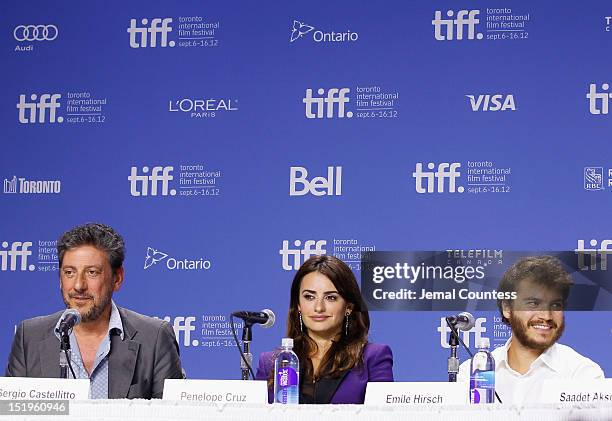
left=255, top=255, right=393, bottom=404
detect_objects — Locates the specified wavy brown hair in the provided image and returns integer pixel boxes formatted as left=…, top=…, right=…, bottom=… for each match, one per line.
left=268, top=255, right=370, bottom=386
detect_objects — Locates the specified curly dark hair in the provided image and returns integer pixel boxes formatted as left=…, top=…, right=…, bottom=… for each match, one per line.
left=497, top=255, right=572, bottom=324
left=57, top=223, right=125, bottom=273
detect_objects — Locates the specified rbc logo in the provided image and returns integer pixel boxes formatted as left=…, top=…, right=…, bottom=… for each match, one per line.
left=0, top=241, right=35, bottom=272
left=289, top=167, right=342, bottom=196
left=16, top=94, right=63, bottom=124
left=127, top=18, right=175, bottom=48
left=304, top=88, right=353, bottom=119
left=279, top=240, right=327, bottom=270
left=438, top=317, right=487, bottom=348
left=467, top=94, right=516, bottom=112
left=586, top=83, right=612, bottom=115
left=432, top=10, right=483, bottom=41
left=583, top=167, right=604, bottom=191
left=413, top=163, right=464, bottom=193
left=128, top=166, right=176, bottom=197
left=163, top=316, right=198, bottom=346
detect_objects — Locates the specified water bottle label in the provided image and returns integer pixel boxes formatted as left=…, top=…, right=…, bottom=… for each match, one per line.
left=277, top=367, right=298, bottom=387
left=470, top=370, right=494, bottom=404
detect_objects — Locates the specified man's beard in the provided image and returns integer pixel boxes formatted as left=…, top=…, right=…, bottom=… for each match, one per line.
left=62, top=290, right=112, bottom=323
left=510, top=312, right=565, bottom=351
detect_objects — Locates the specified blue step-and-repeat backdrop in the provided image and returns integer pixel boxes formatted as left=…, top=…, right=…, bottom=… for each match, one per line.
left=1, top=1, right=611, bottom=380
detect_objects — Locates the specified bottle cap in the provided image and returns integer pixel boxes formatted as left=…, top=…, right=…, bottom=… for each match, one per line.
left=477, top=337, right=490, bottom=349
left=281, top=337, right=293, bottom=348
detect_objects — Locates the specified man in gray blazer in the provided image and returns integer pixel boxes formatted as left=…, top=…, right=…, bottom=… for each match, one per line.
left=5, top=223, right=184, bottom=399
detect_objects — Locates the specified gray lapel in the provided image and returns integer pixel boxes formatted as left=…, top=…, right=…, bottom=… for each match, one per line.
left=39, top=335, right=61, bottom=378
left=108, top=311, right=139, bottom=399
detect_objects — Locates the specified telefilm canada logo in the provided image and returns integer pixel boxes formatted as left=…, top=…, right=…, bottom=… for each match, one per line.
left=290, top=20, right=358, bottom=44
left=3, top=176, right=61, bottom=194
left=128, top=16, right=220, bottom=49
left=144, top=246, right=211, bottom=271
left=13, top=24, right=58, bottom=52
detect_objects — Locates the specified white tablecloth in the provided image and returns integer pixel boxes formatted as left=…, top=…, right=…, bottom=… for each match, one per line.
left=2, top=400, right=612, bottom=421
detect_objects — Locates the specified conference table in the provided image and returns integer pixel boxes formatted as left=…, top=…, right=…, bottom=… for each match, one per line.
left=2, top=400, right=610, bottom=421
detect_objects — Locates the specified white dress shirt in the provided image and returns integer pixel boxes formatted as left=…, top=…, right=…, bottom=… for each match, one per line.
left=457, top=337, right=605, bottom=405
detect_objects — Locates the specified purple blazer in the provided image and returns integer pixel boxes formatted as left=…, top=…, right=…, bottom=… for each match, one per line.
left=255, top=343, right=393, bottom=404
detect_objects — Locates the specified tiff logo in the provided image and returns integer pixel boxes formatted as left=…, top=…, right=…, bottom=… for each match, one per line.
left=432, top=10, right=483, bottom=41
left=467, top=94, right=516, bottom=111
left=304, top=88, right=353, bottom=119
left=290, top=166, right=342, bottom=196
left=128, top=18, right=175, bottom=48
left=163, top=316, right=198, bottom=346
left=586, top=83, right=612, bottom=115
left=576, top=239, right=612, bottom=271
left=0, top=241, right=35, bottom=271
left=128, top=166, right=177, bottom=197
left=413, top=163, right=464, bottom=193
left=279, top=240, right=327, bottom=270
left=17, top=94, right=63, bottom=124
left=438, top=317, right=487, bottom=348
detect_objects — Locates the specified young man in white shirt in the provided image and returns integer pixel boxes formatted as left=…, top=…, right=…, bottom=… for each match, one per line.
left=458, top=255, right=605, bottom=405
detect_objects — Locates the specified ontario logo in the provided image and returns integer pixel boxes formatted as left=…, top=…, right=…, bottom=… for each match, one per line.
left=290, top=20, right=358, bottom=43
left=144, top=246, right=211, bottom=271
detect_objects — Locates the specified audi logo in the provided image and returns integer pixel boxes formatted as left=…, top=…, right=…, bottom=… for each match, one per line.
left=13, top=25, right=58, bottom=41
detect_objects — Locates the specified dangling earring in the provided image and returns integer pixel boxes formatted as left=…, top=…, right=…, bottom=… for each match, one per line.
left=299, top=312, right=304, bottom=333
left=344, top=312, right=350, bottom=336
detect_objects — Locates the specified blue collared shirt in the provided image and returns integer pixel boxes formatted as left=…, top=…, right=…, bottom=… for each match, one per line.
left=54, top=301, right=124, bottom=399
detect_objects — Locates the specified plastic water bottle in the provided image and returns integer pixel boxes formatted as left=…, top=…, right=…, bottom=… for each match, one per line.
left=469, top=337, right=495, bottom=404
left=273, top=338, right=299, bottom=404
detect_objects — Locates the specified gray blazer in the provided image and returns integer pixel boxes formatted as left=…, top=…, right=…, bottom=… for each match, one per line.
left=5, top=307, right=183, bottom=399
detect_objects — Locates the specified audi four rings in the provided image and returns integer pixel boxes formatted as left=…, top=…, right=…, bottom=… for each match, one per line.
left=13, top=25, right=58, bottom=41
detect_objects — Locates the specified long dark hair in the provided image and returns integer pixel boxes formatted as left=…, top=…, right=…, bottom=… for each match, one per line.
left=269, top=255, right=370, bottom=385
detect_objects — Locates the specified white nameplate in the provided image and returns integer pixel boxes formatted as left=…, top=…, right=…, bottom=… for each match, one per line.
left=541, top=379, right=612, bottom=404
left=365, top=382, right=468, bottom=405
left=163, top=379, right=268, bottom=403
left=0, top=377, right=89, bottom=400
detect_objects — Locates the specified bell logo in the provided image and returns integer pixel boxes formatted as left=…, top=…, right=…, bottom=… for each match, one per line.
left=127, top=18, right=175, bottom=48
left=432, top=10, right=483, bottom=41
left=586, top=83, right=612, bottom=115
left=279, top=240, right=327, bottom=270
left=16, top=94, right=63, bottom=124
left=303, top=88, right=353, bottom=119
left=413, top=163, right=464, bottom=193
left=438, top=317, right=487, bottom=348
left=163, top=316, right=198, bottom=346
left=0, top=241, right=35, bottom=272
left=467, top=94, right=516, bottom=111
left=128, top=166, right=176, bottom=197
left=289, top=166, right=342, bottom=196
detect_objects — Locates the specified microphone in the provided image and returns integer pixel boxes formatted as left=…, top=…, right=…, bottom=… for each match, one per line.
left=231, top=309, right=275, bottom=328
left=58, top=309, right=81, bottom=334
left=446, top=311, right=475, bottom=331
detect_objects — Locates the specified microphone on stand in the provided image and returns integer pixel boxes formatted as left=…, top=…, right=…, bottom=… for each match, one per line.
left=57, top=309, right=81, bottom=379
left=446, top=311, right=474, bottom=383
left=230, top=309, right=276, bottom=380
left=231, top=309, right=275, bottom=328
